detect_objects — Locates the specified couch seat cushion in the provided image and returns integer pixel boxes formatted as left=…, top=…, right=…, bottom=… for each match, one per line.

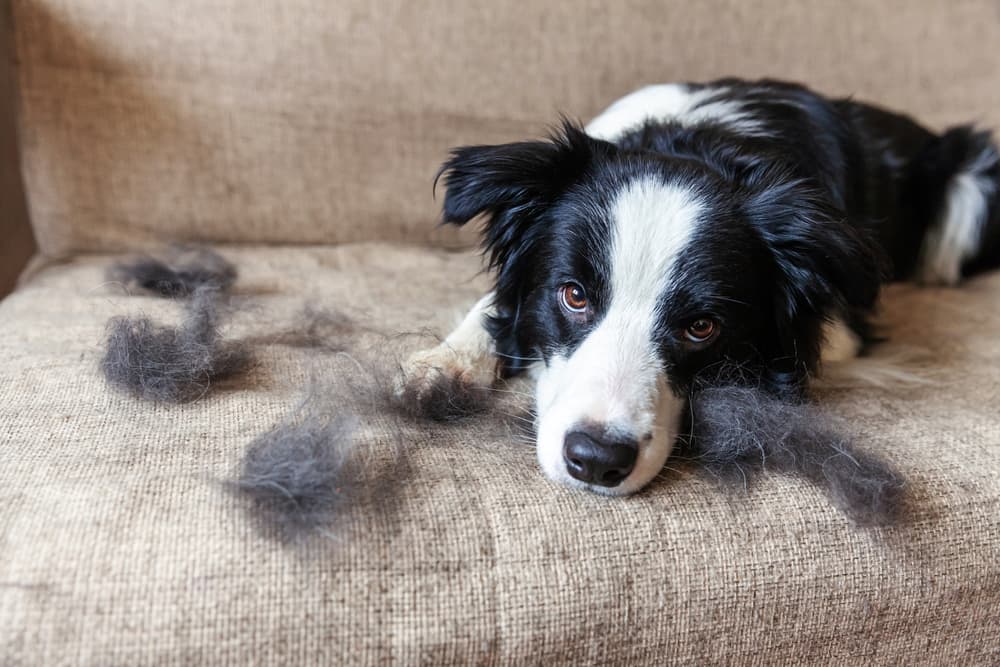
left=1, top=243, right=999, bottom=665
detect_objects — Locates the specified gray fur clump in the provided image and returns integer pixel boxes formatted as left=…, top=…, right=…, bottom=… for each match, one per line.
left=107, top=246, right=236, bottom=297
left=232, top=407, right=360, bottom=542
left=101, top=288, right=251, bottom=402
left=687, top=385, right=905, bottom=526
left=391, top=372, right=493, bottom=422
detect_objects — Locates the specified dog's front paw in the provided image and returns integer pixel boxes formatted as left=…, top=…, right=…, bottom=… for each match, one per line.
left=393, top=345, right=495, bottom=421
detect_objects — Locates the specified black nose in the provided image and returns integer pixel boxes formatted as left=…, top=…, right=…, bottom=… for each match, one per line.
left=563, top=428, right=638, bottom=487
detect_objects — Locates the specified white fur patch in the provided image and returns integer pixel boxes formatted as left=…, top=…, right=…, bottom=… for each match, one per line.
left=820, top=317, right=862, bottom=364
left=585, top=83, right=767, bottom=142
left=534, top=177, right=702, bottom=494
left=918, top=146, right=999, bottom=285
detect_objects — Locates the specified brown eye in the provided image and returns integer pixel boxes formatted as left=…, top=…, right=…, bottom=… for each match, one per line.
left=559, top=283, right=588, bottom=313
left=684, top=318, right=717, bottom=343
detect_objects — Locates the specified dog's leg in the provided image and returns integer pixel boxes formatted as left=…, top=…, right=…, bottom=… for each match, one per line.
left=820, top=317, right=862, bottom=364
left=396, top=292, right=498, bottom=396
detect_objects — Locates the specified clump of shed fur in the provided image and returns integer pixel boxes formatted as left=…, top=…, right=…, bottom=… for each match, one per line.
left=107, top=246, right=236, bottom=297
left=101, top=287, right=251, bottom=402
left=686, top=384, right=905, bottom=526
left=390, top=370, right=494, bottom=422
left=231, top=397, right=362, bottom=542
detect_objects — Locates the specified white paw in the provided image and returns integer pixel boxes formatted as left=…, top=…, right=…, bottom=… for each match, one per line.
left=395, top=344, right=496, bottom=402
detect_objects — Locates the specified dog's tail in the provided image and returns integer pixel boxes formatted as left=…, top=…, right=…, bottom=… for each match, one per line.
left=912, top=126, right=1000, bottom=285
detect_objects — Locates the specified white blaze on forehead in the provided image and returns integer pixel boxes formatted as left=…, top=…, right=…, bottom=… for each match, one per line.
left=608, top=176, right=703, bottom=314
left=585, top=83, right=766, bottom=142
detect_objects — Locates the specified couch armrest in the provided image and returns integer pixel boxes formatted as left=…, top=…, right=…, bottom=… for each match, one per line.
left=0, top=1, right=34, bottom=298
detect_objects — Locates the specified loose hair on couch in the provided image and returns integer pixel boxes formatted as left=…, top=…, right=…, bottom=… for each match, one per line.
left=230, top=390, right=364, bottom=542
left=389, top=368, right=494, bottom=423
left=99, top=248, right=906, bottom=527
left=106, top=246, right=237, bottom=297
left=685, top=383, right=906, bottom=526
left=101, top=286, right=252, bottom=402
left=241, top=305, right=358, bottom=352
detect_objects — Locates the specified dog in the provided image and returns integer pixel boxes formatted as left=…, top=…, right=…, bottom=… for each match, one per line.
left=399, top=78, right=1000, bottom=496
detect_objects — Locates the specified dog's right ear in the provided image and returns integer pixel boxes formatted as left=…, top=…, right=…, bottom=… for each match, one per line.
left=437, top=122, right=613, bottom=271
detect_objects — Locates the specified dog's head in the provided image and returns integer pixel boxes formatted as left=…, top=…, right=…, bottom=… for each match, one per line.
left=439, top=123, right=881, bottom=495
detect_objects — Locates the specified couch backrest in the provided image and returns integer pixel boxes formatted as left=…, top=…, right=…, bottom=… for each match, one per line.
left=12, top=0, right=1000, bottom=258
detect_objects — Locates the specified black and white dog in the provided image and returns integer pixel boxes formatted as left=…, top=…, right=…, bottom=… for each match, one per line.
left=400, top=78, right=1000, bottom=496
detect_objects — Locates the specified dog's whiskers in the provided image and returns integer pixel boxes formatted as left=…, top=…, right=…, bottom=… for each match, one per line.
left=493, top=352, right=544, bottom=363
left=486, top=386, right=536, bottom=400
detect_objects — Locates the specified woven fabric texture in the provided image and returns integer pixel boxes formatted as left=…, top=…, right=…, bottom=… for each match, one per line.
left=1, top=245, right=998, bottom=665
left=11, top=0, right=1000, bottom=257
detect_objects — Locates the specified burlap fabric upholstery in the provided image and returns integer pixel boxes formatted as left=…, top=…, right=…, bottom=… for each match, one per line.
left=4, top=0, right=1000, bottom=663
left=11, top=0, right=1000, bottom=257
left=2, top=245, right=999, bottom=664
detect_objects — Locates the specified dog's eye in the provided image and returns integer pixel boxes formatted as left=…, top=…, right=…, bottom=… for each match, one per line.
left=559, top=283, right=588, bottom=313
left=684, top=318, right=718, bottom=343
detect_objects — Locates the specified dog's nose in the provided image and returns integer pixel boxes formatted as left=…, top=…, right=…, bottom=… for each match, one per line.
left=563, top=429, right=638, bottom=487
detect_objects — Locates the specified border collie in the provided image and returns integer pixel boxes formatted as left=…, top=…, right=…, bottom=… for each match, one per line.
left=399, top=78, right=1000, bottom=496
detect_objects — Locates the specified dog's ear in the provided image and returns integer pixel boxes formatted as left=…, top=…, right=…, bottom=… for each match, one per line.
left=742, top=172, right=886, bottom=397
left=437, top=122, right=613, bottom=271
left=436, top=123, right=613, bottom=377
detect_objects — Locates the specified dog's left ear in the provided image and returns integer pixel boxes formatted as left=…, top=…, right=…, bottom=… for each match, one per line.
left=436, top=123, right=614, bottom=377
left=437, top=122, right=614, bottom=272
left=742, top=173, right=886, bottom=397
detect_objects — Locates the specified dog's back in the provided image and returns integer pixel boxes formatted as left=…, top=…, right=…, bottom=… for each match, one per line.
left=588, top=78, right=1000, bottom=288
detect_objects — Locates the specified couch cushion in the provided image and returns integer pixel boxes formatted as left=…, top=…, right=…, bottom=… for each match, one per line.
left=1, top=244, right=999, bottom=664
left=12, top=1, right=1000, bottom=257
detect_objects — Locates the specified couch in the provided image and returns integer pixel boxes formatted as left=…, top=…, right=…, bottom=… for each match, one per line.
left=2, top=1, right=999, bottom=664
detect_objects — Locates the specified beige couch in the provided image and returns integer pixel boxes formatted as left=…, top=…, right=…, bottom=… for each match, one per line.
left=3, top=1, right=1000, bottom=664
